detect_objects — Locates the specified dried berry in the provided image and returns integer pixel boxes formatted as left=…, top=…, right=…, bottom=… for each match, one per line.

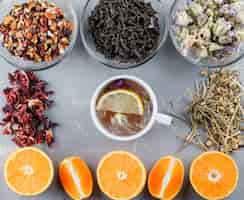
left=0, top=0, right=73, bottom=63
left=1, top=70, right=57, bottom=147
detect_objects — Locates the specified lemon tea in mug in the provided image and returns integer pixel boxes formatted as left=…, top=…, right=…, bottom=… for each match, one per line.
left=96, top=79, right=153, bottom=136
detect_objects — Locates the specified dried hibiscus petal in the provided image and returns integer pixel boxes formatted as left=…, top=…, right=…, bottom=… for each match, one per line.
left=45, top=129, right=54, bottom=145
left=0, top=70, right=57, bottom=147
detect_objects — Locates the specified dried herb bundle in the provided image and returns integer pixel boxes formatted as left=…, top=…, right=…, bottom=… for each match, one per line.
left=88, top=0, right=160, bottom=63
left=185, top=69, right=244, bottom=154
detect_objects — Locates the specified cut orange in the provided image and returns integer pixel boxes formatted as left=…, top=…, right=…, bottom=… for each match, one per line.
left=190, top=151, right=239, bottom=200
left=4, top=147, right=54, bottom=196
left=97, top=151, right=146, bottom=200
left=148, top=156, right=184, bottom=200
left=59, top=157, right=93, bottom=200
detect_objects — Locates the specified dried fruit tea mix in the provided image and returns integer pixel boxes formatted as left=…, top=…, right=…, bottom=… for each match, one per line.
left=0, top=0, right=73, bottom=62
left=0, top=70, right=57, bottom=147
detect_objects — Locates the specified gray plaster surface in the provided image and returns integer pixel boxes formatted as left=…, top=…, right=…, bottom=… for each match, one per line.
left=0, top=0, right=243, bottom=199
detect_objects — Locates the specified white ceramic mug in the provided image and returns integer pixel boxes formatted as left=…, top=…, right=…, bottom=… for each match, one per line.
left=90, top=75, right=172, bottom=141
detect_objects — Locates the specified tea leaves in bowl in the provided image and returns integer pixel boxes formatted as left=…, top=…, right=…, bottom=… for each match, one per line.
left=88, top=0, right=160, bottom=63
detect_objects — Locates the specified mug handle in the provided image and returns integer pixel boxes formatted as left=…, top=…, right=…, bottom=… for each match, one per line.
left=155, top=113, right=172, bottom=126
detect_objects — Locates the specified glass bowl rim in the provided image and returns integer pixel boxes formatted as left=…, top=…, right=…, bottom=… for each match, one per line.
left=80, top=0, right=169, bottom=70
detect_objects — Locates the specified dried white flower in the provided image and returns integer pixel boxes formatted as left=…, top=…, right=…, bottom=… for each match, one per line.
left=208, top=42, right=224, bottom=51
left=194, top=45, right=208, bottom=58
left=175, top=10, right=193, bottom=26
left=188, top=2, right=203, bottom=16
left=173, top=0, right=244, bottom=60
left=212, top=18, right=232, bottom=36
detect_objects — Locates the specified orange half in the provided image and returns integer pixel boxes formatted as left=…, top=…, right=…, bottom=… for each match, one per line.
left=97, top=151, right=146, bottom=200
left=4, top=147, right=54, bottom=196
left=148, top=156, right=184, bottom=200
left=59, top=157, right=93, bottom=200
left=190, top=151, right=239, bottom=200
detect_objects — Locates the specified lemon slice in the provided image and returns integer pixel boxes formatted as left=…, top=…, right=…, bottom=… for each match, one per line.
left=96, top=89, right=144, bottom=115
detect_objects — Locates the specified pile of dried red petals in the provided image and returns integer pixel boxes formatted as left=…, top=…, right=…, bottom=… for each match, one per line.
left=0, top=0, right=73, bottom=62
left=0, top=70, right=57, bottom=147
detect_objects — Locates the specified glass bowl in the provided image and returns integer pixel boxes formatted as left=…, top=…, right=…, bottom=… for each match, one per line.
left=80, top=0, right=168, bottom=69
left=169, top=0, right=244, bottom=68
left=0, top=0, right=78, bottom=71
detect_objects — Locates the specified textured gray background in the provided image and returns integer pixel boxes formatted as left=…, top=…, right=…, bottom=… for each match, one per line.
left=0, top=0, right=243, bottom=199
